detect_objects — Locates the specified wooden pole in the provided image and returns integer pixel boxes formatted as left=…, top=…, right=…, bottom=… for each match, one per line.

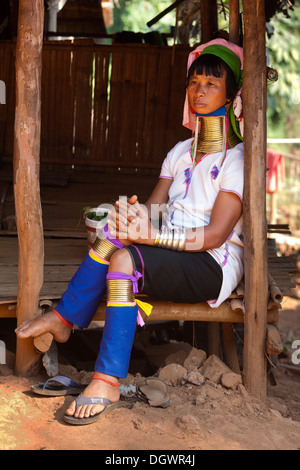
left=229, top=0, right=240, bottom=45
left=242, top=0, right=268, bottom=401
left=222, top=323, right=241, bottom=374
left=200, top=0, right=218, bottom=43
left=14, top=0, right=44, bottom=376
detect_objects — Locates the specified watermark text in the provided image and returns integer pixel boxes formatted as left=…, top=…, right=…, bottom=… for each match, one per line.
left=0, top=80, right=6, bottom=104
left=93, top=198, right=205, bottom=249
left=0, top=340, right=6, bottom=364
left=291, top=339, right=300, bottom=365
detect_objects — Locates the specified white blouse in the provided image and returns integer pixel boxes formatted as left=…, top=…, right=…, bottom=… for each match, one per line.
left=159, top=138, right=244, bottom=307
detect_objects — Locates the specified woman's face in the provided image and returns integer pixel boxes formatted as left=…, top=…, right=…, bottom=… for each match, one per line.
left=187, top=71, right=228, bottom=115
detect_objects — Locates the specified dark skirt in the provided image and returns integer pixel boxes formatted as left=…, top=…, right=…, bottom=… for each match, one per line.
left=125, top=244, right=223, bottom=304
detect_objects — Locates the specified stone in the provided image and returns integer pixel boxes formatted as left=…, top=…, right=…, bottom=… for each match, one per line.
left=199, top=354, right=231, bottom=384
left=183, top=347, right=207, bottom=372
left=221, top=372, right=242, bottom=390
left=164, top=349, right=190, bottom=367
left=204, top=385, right=224, bottom=400
left=132, top=418, right=145, bottom=430
left=175, top=414, right=201, bottom=432
left=186, top=370, right=205, bottom=386
left=237, top=383, right=250, bottom=399
left=269, top=408, right=282, bottom=419
left=268, top=398, right=288, bottom=417
left=158, top=363, right=187, bottom=386
left=195, top=395, right=206, bottom=406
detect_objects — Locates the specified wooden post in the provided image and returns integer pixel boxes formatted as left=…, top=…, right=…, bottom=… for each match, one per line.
left=14, top=0, right=44, bottom=376
left=200, top=0, right=218, bottom=43
left=242, top=0, right=268, bottom=401
left=207, top=322, right=220, bottom=357
left=222, top=323, right=240, bottom=374
left=229, top=0, right=240, bottom=45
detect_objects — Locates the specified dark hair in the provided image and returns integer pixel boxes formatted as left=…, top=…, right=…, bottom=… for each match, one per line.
left=187, top=54, right=238, bottom=101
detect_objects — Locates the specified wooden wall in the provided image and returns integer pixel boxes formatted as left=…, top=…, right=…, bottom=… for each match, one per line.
left=0, top=41, right=191, bottom=170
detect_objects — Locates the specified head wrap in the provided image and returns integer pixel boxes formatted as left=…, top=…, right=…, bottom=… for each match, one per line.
left=183, top=38, right=244, bottom=139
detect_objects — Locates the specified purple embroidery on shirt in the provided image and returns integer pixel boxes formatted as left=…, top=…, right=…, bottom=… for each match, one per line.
left=211, top=165, right=219, bottom=180
left=220, top=188, right=243, bottom=201
left=183, top=167, right=194, bottom=198
left=221, top=243, right=230, bottom=267
left=228, top=229, right=234, bottom=240
left=184, top=167, right=192, bottom=184
left=168, top=199, right=175, bottom=223
left=211, top=243, right=230, bottom=269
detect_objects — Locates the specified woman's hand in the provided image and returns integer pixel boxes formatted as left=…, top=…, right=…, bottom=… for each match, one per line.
left=107, top=195, right=157, bottom=246
left=106, top=178, right=171, bottom=246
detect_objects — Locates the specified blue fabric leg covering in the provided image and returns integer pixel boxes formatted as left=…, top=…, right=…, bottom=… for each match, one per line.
left=94, top=304, right=138, bottom=378
left=55, top=252, right=109, bottom=329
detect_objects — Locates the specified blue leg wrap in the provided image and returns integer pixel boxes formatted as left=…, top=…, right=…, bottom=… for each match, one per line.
left=55, top=252, right=109, bottom=328
left=94, top=304, right=138, bottom=378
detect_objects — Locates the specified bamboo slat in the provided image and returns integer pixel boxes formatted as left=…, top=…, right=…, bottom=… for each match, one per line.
left=166, top=47, right=191, bottom=151
left=143, top=49, right=161, bottom=165
left=73, top=46, right=94, bottom=161
left=1, top=42, right=191, bottom=169
left=152, top=49, right=173, bottom=165
left=41, top=47, right=75, bottom=162
left=0, top=42, right=15, bottom=159
left=91, top=50, right=111, bottom=161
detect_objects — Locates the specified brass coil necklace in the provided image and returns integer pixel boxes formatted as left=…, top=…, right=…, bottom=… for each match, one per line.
left=196, top=115, right=241, bottom=155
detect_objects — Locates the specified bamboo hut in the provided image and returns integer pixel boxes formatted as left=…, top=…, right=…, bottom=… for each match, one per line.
left=0, top=0, right=296, bottom=402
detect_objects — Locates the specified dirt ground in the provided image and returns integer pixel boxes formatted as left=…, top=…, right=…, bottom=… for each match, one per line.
left=0, top=297, right=300, bottom=451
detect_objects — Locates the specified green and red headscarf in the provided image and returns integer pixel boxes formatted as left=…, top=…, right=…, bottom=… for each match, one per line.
left=183, top=38, right=244, bottom=139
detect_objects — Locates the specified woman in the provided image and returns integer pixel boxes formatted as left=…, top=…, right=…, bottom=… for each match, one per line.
left=16, top=39, right=244, bottom=425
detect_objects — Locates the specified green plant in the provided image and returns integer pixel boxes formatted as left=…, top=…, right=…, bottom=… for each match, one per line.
left=85, top=209, right=108, bottom=222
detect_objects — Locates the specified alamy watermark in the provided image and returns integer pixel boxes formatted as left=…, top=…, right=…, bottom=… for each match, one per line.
left=291, top=340, right=300, bottom=365
left=93, top=198, right=205, bottom=249
left=0, top=80, right=6, bottom=104
left=0, top=340, right=6, bottom=364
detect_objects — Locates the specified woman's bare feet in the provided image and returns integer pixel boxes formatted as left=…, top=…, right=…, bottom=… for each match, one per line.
left=15, top=311, right=72, bottom=343
left=65, top=372, right=120, bottom=419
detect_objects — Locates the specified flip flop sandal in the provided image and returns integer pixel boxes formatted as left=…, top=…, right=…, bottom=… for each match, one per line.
left=136, top=377, right=171, bottom=408
left=31, top=375, right=88, bottom=397
left=33, top=300, right=56, bottom=353
left=34, top=332, right=54, bottom=353
left=63, top=394, right=123, bottom=426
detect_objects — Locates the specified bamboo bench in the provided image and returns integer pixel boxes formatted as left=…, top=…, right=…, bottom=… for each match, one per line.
left=0, top=238, right=291, bottom=377
left=90, top=275, right=281, bottom=374
left=0, top=276, right=281, bottom=375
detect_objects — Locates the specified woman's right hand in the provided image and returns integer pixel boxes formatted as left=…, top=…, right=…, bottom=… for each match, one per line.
left=106, top=195, right=139, bottom=244
left=107, top=195, right=156, bottom=245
